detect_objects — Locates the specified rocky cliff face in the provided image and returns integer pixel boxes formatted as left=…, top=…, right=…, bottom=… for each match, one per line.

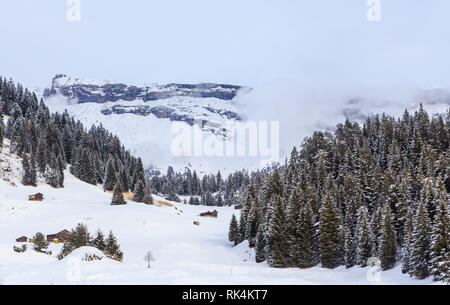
left=43, top=74, right=244, bottom=126
left=44, top=74, right=241, bottom=103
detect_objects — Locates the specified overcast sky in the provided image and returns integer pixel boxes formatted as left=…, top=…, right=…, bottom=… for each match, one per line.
left=1, top=1, right=450, bottom=89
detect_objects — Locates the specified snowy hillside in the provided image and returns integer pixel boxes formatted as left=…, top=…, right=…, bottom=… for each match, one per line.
left=0, top=147, right=439, bottom=284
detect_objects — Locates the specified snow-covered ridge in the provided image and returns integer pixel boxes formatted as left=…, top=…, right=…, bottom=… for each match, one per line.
left=44, top=74, right=246, bottom=103
left=42, top=74, right=247, bottom=128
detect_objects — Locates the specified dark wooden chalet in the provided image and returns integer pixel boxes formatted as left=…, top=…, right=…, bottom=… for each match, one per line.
left=29, top=193, right=44, bottom=201
left=46, top=229, right=70, bottom=242
left=200, top=210, right=218, bottom=218
left=16, top=236, right=28, bottom=243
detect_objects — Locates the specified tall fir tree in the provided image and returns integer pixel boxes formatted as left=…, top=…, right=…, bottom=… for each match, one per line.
left=105, top=231, right=123, bottom=261
left=401, top=207, right=414, bottom=274
left=267, top=195, right=288, bottom=268
left=430, top=192, right=449, bottom=282
left=410, top=200, right=432, bottom=279
left=296, top=202, right=316, bottom=268
left=379, top=204, right=397, bottom=270
left=356, top=205, right=373, bottom=266
left=92, top=229, right=106, bottom=251
left=319, top=193, right=342, bottom=269
left=132, top=179, right=145, bottom=203
left=111, top=180, right=127, bottom=206
left=103, top=156, right=117, bottom=191
left=255, top=224, right=266, bottom=263
left=237, top=210, right=246, bottom=244
left=22, top=154, right=36, bottom=186
left=228, top=214, right=239, bottom=246
left=246, top=196, right=261, bottom=248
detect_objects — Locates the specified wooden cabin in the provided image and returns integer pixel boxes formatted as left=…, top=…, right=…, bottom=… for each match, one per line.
left=46, top=229, right=70, bottom=243
left=28, top=193, right=44, bottom=201
left=56, top=229, right=70, bottom=242
left=16, top=236, right=28, bottom=243
left=200, top=210, right=218, bottom=218
left=234, top=204, right=244, bottom=210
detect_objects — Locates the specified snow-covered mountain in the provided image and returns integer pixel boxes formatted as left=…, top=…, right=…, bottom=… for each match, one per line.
left=38, top=75, right=450, bottom=175
left=44, top=74, right=245, bottom=128
left=40, top=75, right=258, bottom=175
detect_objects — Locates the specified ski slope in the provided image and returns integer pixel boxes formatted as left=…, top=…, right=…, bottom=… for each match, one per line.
left=0, top=169, right=438, bottom=285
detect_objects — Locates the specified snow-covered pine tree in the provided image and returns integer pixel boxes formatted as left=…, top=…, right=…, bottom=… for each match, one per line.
left=296, top=201, right=316, bottom=268
left=420, top=178, right=436, bottom=224
left=62, top=124, right=73, bottom=163
left=131, top=157, right=146, bottom=191
left=343, top=191, right=358, bottom=268
left=319, top=193, right=342, bottom=269
left=262, top=168, right=283, bottom=203
left=33, top=232, right=49, bottom=252
left=237, top=210, right=246, bottom=244
left=216, top=193, right=224, bottom=206
left=103, top=155, right=117, bottom=191
left=401, top=207, right=414, bottom=274
left=371, top=205, right=382, bottom=257
left=430, top=191, right=449, bottom=282
left=45, top=163, right=59, bottom=188
left=59, top=223, right=91, bottom=257
left=80, top=148, right=96, bottom=185
left=56, top=153, right=65, bottom=187
left=410, top=200, right=432, bottom=279
left=36, top=134, right=48, bottom=173
left=395, top=166, right=414, bottom=246
left=356, top=205, right=373, bottom=266
left=379, top=204, right=397, bottom=270
left=285, top=188, right=303, bottom=265
left=228, top=214, right=239, bottom=246
left=240, top=185, right=256, bottom=241
left=132, top=179, right=145, bottom=203
left=92, top=229, right=106, bottom=251
left=255, top=224, right=266, bottom=263
left=344, top=226, right=356, bottom=268
left=267, top=195, right=288, bottom=268
left=22, top=154, right=36, bottom=186
left=105, top=231, right=123, bottom=261
left=29, top=154, right=37, bottom=185
left=120, top=166, right=130, bottom=192
left=111, top=181, right=127, bottom=206
left=246, top=195, right=261, bottom=248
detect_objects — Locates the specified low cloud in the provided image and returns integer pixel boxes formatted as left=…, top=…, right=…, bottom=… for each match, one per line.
left=236, top=81, right=449, bottom=159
